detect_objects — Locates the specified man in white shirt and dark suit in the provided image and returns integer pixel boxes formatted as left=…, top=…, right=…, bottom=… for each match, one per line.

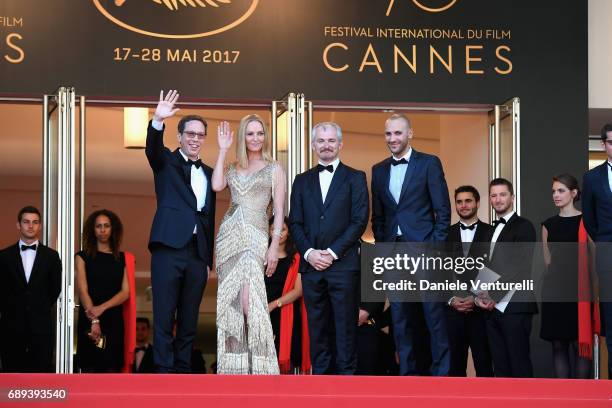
left=582, top=123, right=612, bottom=378
left=289, top=122, right=369, bottom=374
left=133, top=317, right=155, bottom=373
left=445, top=186, right=493, bottom=377
left=476, top=178, right=537, bottom=378
left=146, top=90, right=216, bottom=373
left=371, top=113, right=451, bottom=376
left=0, top=206, right=62, bottom=372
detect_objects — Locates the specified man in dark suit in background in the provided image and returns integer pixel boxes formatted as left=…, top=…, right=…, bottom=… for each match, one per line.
left=356, top=300, right=385, bottom=375
left=371, top=113, right=451, bottom=376
left=0, top=206, right=61, bottom=372
left=289, top=121, right=369, bottom=374
left=146, top=90, right=216, bottom=373
left=133, top=317, right=154, bottom=373
left=445, top=186, right=493, bottom=377
left=356, top=241, right=390, bottom=375
left=582, top=123, right=612, bottom=378
left=476, top=178, right=537, bottom=378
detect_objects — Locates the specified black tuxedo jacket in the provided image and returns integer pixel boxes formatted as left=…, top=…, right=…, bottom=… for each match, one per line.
left=446, top=220, right=493, bottom=297
left=371, top=150, right=450, bottom=243
left=487, top=213, right=537, bottom=314
left=582, top=161, right=612, bottom=242
left=146, top=121, right=216, bottom=268
left=289, top=162, right=369, bottom=273
left=133, top=343, right=155, bottom=373
left=0, top=243, right=61, bottom=335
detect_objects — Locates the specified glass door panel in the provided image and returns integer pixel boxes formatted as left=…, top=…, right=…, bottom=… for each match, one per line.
left=271, top=93, right=312, bottom=212
left=44, top=87, right=78, bottom=373
left=489, top=97, right=520, bottom=219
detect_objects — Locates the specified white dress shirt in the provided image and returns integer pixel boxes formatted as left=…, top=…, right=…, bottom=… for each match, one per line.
left=489, top=211, right=518, bottom=311
left=134, top=343, right=151, bottom=371
left=134, top=349, right=145, bottom=371
left=459, top=221, right=478, bottom=256
left=318, top=158, right=339, bottom=203
left=490, top=211, right=516, bottom=257
left=304, top=159, right=340, bottom=262
left=607, top=160, right=612, bottom=193
left=177, top=149, right=207, bottom=212
left=389, top=148, right=412, bottom=235
left=152, top=119, right=207, bottom=233
left=19, top=239, right=38, bottom=283
left=448, top=222, right=478, bottom=305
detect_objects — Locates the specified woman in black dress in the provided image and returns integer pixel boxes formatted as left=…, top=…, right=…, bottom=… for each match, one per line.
left=540, top=174, right=590, bottom=378
left=265, top=217, right=309, bottom=374
left=76, top=209, right=130, bottom=373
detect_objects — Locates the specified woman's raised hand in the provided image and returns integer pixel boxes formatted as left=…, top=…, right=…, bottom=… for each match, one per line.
left=217, top=121, right=233, bottom=151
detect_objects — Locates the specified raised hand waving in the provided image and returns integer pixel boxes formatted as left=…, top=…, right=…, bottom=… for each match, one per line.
left=217, top=120, right=234, bottom=151
left=153, top=89, right=180, bottom=122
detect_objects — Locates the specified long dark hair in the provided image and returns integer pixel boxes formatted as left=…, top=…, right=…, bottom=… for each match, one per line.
left=269, top=216, right=297, bottom=260
left=82, top=209, right=123, bottom=259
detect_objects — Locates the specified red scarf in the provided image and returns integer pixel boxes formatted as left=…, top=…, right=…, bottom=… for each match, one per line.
left=122, top=251, right=137, bottom=372
left=577, top=220, right=601, bottom=359
left=278, top=253, right=311, bottom=374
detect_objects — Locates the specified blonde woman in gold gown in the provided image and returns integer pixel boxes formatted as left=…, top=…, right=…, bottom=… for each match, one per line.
left=212, top=114, right=285, bottom=374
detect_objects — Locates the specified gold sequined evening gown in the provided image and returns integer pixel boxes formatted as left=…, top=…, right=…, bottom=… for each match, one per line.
left=215, top=162, right=280, bottom=374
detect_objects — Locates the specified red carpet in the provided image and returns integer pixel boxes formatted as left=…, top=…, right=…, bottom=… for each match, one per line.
left=0, top=374, right=610, bottom=407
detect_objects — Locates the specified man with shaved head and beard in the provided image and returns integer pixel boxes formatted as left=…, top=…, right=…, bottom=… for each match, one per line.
left=371, top=113, right=451, bottom=376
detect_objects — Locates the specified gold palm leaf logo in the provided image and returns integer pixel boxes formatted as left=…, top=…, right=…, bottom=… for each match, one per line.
left=386, top=0, right=457, bottom=16
left=95, top=0, right=258, bottom=39
left=114, top=0, right=231, bottom=11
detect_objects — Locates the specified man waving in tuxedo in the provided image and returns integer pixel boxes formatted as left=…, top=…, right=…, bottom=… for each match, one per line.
left=289, top=122, right=369, bottom=374
left=146, top=90, right=216, bottom=373
left=371, top=113, right=451, bottom=376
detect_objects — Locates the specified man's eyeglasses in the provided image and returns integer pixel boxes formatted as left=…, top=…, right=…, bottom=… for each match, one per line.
left=183, top=131, right=206, bottom=140
left=604, top=139, right=612, bottom=146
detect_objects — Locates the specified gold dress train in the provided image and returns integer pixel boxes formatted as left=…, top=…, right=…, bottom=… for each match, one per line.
left=215, top=162, right=280, bottom=374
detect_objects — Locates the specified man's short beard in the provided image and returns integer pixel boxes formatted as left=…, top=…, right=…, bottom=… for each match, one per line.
left=459, top=209, right=478, bottom=221
left=494, top=203, right=511, bottom=215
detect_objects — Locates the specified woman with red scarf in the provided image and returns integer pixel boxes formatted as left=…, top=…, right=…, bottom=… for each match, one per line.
left=540, top=174, right=599, bottom=378
left=265, top=217, right=311, bottom=374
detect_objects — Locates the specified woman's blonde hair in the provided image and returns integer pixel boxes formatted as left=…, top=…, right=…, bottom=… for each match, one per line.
left=235, top=114, right=272, bottom=168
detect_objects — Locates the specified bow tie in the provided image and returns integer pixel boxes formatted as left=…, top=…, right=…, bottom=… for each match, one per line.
left=186, top=159, right=202, bottom=169
left=135, top=346, right=147, bottom=352
left=460, top=223, right=476, bottom=231
left=391, top=158, right=408, bottom=166
left=317, top=164, right=334, bottom=173
left=492, top=218, right=507, bottom=227
left=21, top=244, right=37, bottom=251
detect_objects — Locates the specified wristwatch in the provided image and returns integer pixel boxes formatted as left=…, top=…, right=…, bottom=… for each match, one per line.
left=447, top=296, right=456, bottom=307
left=276, top=299, right=283, bottom=308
